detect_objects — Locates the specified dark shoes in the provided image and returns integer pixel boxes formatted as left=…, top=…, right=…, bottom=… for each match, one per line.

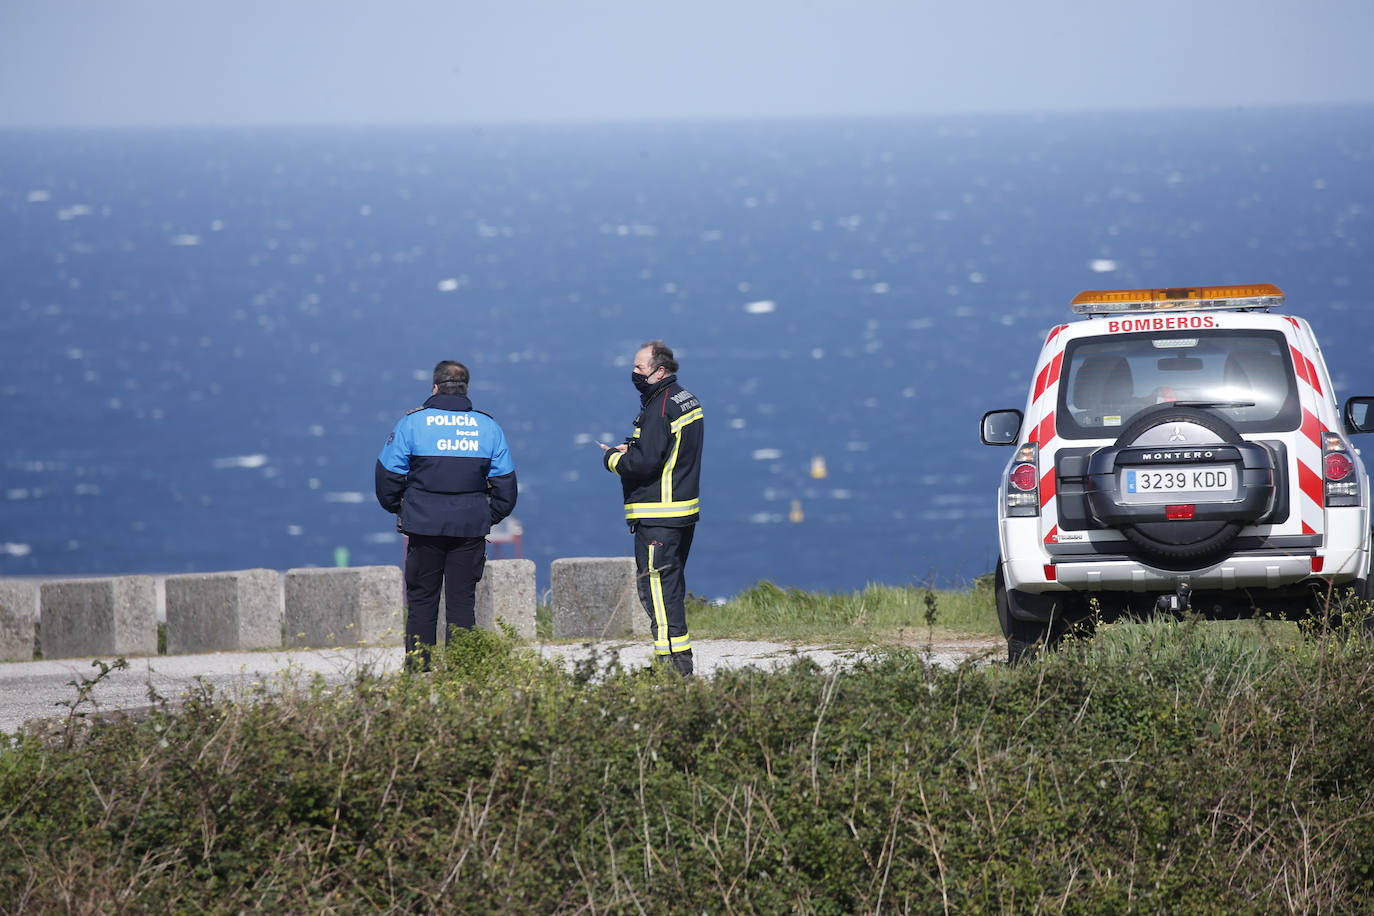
left=403, top=645, right=433, bottom=674
left=669, top=649, right=695, bottom=677
left=647, top=649, right=695, bottom=677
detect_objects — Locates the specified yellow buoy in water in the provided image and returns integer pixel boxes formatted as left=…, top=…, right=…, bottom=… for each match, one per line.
left=789, top=499, right=805, bottom=523
left=810, top=455, right=828, bottom=479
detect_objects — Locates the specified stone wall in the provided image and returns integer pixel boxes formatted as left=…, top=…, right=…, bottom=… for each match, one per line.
left=164, top=569, right=282, bottom=653
left=4, top=553, right=648, bottom=660
left=40, top=576, right=158, bottom=658
left=550, top=557, right=648, bottom=639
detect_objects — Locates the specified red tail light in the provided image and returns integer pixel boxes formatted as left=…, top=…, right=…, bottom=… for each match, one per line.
left=1009, top=463, right=1037, bottom=491
left=1324, top=452, right=1352, bottom=481
left=1004, top=442, right=1040, bottom=516
left=1322, top=432, right=1360, bottom=506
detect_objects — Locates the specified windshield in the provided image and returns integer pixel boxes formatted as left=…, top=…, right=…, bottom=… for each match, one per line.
left=1056, top=328, right=1301, bottom=439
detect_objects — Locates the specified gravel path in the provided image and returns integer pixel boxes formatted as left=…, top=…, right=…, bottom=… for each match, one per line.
left=0, top=637, right=1002, bottom=735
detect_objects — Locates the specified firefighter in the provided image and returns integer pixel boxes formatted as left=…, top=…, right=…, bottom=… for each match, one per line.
left=600, top=340, right=704, bottom=675
left=376, top=360, right=517, bottom=670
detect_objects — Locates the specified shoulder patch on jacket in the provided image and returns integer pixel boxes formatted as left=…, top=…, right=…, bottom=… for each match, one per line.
left=404, top=405, right=427, bottom=416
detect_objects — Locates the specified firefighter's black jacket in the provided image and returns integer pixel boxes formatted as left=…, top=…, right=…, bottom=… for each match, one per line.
left=603, top=374, right=703, bottom=526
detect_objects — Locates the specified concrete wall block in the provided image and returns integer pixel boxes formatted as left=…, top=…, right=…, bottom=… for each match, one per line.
left=475, top=558, right=536, bottom=639
left=40, top=576, right=158, bottom=659
left=165, top=569, right=283, bottom=654
left=284, top=566, right=403, bottom=649
left=550, top=557, right=648, bottom=639
left=0, top=580, right=38, bottom=662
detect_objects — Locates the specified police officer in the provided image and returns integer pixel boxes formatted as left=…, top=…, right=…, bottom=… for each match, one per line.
left=600, top=340, right=704, bottom=675
left=376, top=360, right=517, bottom=669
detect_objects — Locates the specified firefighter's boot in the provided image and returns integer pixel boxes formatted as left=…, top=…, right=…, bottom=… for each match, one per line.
left=669, top=649, right=695, bottom=677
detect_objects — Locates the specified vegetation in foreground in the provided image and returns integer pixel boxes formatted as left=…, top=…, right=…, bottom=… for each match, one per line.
left=5, top=611, right=1374, bottom=913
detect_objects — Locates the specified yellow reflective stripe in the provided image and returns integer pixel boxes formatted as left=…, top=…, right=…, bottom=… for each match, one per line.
left=660, top=427, right=681, bottom=502
left=624, top=500, right=699, bottom=520
left=669, top=408, right=703, bottom=433
left=648, top=544, right=669, bottom=652
left=607, top=450, right=623, bottom=473
left=661, top=410, right=701, bottom=501
left=669, top=634, right=692, bottom=652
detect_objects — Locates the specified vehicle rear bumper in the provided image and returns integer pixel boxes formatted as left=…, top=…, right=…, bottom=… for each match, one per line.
left=1052, top=553, right=1330, bottom=591
left=1002, top=509, right=1369, bottom=594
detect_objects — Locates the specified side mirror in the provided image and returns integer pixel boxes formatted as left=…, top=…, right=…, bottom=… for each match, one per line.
left=980, top=409, right=1023, bottom=446
left=1344, top=396, right=1374, bottom=434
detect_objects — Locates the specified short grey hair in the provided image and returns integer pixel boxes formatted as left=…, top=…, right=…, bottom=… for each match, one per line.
left=640, top=340, right=678, bottom=374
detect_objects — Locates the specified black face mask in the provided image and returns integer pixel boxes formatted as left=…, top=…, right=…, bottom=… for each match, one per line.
left=632, top=371, right=656, bottom=394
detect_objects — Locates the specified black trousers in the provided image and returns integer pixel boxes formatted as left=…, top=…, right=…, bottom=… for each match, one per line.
left=633, top=523, right=695, bottom=659
left=404, top=534, right=486, bottom=656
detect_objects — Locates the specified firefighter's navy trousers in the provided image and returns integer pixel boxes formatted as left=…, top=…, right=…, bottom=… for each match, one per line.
left=632, top=523, right=695, bottom=662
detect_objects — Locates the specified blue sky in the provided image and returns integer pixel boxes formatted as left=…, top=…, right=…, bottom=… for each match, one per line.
left=2, top=0, right=1372, bottom=126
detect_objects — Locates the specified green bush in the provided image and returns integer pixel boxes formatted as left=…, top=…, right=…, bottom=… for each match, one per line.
left=3, top=622, right=1374, bottom=912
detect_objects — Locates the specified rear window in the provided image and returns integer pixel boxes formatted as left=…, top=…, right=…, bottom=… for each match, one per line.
left=1056, top=328, right=1301, bottom=440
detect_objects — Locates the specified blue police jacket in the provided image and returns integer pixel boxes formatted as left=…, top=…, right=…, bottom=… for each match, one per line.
left=374, top=393, right=517, bottom=537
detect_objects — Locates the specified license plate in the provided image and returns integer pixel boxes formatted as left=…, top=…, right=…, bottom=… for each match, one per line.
left=1123, top=465, right=1232, bottom=497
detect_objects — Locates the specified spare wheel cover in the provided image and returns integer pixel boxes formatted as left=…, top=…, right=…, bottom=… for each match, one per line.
left=1111, top=406, right=1246, bottom=562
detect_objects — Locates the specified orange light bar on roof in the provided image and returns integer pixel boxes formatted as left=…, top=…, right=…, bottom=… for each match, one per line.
left=1070, top=283, right=1284, bottom=315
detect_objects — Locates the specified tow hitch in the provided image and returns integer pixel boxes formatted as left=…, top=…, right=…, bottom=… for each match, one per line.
left=1155, top=582, right=1193, bottom=615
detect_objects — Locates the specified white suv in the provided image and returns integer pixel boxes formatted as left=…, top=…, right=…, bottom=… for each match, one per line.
left=981, top=284, right=1374, bottom=661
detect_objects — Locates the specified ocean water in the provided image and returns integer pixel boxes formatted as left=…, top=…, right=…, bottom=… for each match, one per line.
left=2, top=107, right=1372, bottom=597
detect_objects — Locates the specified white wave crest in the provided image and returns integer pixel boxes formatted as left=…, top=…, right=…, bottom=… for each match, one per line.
left=213, top=454, right=269, bottom=469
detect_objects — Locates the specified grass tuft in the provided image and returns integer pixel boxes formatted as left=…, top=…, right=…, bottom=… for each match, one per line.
left=686, top=578, right=1001, bottom=644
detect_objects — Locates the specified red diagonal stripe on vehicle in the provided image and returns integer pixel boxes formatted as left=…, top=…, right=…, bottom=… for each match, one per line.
left=1033, top=361, right=1051, bottom=401
left=1039, top=467, right=1056, bottom=506
left=1290, top=345, right=1310, bottom=388
left=1301, top=409, right=1323, bottom=449
left=1044, top=524, right=1059, bottom=544
left=1303, top=354, right=1323, bottom=396
left=1034, top=412, right=1056, bottom=449
left=1298, top=460, right=1324, bottom=508
left=1289, top=345, right=1323, bottom=395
